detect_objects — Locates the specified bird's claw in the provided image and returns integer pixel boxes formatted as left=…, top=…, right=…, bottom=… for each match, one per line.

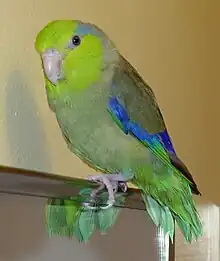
left=83, top=200, right=115, bottom=210
left=83, top=173, right=129, bottom=210
left=83, top=202, right=98, bottom=210
left=100, top=199, right=116, bottom=209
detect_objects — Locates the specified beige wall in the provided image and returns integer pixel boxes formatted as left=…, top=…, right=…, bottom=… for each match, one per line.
left=0, top=0, right=220, bottom=204
left=0, top=2, right=220, bottom=259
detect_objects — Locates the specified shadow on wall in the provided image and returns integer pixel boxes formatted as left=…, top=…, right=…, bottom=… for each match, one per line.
left=4, top=70, right=51, bottom=172
left=0, top=195, right=159, bottom=261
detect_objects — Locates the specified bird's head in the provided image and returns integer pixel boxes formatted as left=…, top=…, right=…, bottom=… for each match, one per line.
left=35, top=20, right=119, bottom=95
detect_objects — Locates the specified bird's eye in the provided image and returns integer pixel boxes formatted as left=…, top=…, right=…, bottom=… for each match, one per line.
left=72, top=35, right=81, bottom=46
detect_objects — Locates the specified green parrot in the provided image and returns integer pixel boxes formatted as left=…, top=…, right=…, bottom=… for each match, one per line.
left=35, top=20, right=202, bottom=243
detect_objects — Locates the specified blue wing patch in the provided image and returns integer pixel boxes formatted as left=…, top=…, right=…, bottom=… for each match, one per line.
left=107, top=97, right=130, bottom=134
left=107, top=96, right=176, bottom=154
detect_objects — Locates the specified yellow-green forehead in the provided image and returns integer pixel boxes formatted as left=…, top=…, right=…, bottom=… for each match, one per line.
left=35, top=20, right=78, bottom=53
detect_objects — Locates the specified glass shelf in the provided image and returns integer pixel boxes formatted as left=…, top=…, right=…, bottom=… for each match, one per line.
left=0, top=165, right=175, bottom=261
left=0, top=165, right=145, bottom=210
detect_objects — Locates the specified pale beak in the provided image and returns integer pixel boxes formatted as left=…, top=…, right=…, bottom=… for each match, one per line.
left=41, top=48, right=63, bottom=85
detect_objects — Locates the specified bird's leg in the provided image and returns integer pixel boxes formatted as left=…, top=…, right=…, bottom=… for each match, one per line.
left=83, top=182, right=105, bottom=210
left=84, top=174, right=130, bottom=210
left=91, top=183, right=106, bottom=198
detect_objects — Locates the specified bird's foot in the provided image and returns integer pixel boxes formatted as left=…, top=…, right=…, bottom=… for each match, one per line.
left=83, top=174, right=129, bottom=210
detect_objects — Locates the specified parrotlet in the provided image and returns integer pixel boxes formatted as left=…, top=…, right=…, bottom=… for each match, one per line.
left=35, top=20, right=202, bottom=242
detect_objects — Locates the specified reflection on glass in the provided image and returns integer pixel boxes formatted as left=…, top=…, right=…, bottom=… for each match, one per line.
left=157, top=227, right=170, bottom=261
left=0, top=194, right=172, bottom=261
left=175, top=202, right=220, bottom=261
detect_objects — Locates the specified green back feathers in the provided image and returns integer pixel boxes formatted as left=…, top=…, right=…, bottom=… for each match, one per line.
left=134, top=141, right=202, bottom=242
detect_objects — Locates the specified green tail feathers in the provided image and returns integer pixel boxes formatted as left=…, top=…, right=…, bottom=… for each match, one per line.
left=46, top=190, right=126, bottom=242
left=142, top=194, right=203, bottom=243
left=46, top=187, right=202, bottom=243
